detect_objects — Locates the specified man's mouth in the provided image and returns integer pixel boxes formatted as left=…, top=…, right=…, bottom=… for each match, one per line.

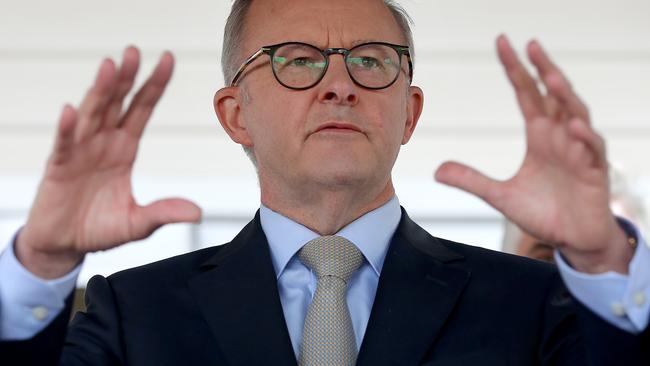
left=314, top=122, right=363, bottom=134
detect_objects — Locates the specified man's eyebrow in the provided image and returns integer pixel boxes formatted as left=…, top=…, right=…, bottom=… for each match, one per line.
left=350, top=39, right=379, bottom=47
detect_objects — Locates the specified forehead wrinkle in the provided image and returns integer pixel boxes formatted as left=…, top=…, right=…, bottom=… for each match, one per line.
left=318, top=3, right=397, bottom=49
left=350, top=39, right=385, bottom=47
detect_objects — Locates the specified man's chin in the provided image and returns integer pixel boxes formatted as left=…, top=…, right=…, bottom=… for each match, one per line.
left=304, top=165, right=377, bottom=188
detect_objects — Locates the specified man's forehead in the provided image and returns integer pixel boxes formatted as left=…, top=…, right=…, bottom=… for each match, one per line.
left=243, top=0, right=404, bottom=50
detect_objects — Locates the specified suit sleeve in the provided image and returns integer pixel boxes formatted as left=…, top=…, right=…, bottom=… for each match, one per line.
left=0, top=292, right=72, bottom=365
left=61, top=275, right=125, bottom=365
left=555, top=218, right=650, bottom=334
left=537, top=270, right=649, bottom=365
left=575, top=299, right=650, bottom=365
left=0, top=275, right=125, bottom=366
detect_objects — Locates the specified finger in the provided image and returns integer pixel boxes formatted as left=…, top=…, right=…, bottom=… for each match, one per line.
left=543, top=94, right=566, bottom=121
left=120, top=51, right=175, bottom=138
left=567, top=118, right=607, bottom=168
left=75, top=59, right=118, bottom=141
left=527, top=41, right=590, bottom=123
left=496, top=34, right=546, bottom=121
left=130, top=198, right=202, bottom=240
left=50, top=104, right=78, bottom=165
left=102, top=46, right=141, bottom=130
left=434, top=161, right=505, bottom=211
left=544, top=72, right=591, bottom=124
left=566, top=139, right=594, bottom=170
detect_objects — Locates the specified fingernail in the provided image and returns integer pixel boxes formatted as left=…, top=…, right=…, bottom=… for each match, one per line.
left=98, top=57, right=114, bottom=72
left=124, top=45, right=139, bottom=58
left=61, top=103, right=77, bottom=121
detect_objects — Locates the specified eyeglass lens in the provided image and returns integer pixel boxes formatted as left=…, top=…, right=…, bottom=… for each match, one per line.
left=271, top=43, right=402, bottom=89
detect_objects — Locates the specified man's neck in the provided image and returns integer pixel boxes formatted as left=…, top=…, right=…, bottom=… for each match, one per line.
left=260, top=181, right=396, bottom=235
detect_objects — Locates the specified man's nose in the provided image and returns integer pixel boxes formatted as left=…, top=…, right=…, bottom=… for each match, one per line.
left=317, top=56, right=359, bottom=106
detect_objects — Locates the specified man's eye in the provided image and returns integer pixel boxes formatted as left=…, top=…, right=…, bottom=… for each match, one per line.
left=288, top=57, right=320, bottom=68
left=287, top=57, right=325, bottom=69
left=349, top=57, right=383, bottom=69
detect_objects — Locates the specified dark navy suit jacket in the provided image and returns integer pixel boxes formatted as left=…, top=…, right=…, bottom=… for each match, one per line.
left=1, top=209, right=648, bottom=365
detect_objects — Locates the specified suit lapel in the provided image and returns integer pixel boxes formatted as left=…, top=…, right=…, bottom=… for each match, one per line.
left=357, top=210, right=471, bottom=366
left=187, top=213, right=297, bottom=365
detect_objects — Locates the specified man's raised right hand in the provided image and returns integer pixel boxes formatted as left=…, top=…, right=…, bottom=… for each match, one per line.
left=14, top=46, right=202, bottom=279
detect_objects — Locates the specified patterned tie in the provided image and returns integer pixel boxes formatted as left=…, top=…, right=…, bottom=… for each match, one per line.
left=298, top=235, right=363, bottom=366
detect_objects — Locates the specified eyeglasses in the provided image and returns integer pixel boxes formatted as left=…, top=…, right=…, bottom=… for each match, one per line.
left=230, top=41, right=413, bottom=90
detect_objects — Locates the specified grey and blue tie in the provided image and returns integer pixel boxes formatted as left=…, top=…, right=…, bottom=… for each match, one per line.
left=298, top=235, right=363, bottom=366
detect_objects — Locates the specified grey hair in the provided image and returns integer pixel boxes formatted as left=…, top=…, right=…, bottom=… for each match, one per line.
left=221, top=0, right=252, bottom=87
left=221, top=0, right=416, bottom=167
left=609, top=164, right=647, bottom=229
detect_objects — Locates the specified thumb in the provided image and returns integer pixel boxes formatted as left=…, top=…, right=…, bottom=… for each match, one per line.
left=131, top=198, right=202, bottom=240
left=434, top=161, right=504, bottom=210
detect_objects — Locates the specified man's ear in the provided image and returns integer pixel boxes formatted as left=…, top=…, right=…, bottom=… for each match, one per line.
left=402, top=85, right=424, bottom=145
left=213, top=86, right=253, bottom=147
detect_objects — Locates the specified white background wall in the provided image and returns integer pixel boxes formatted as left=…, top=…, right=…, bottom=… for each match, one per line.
left=1, top=0, right=648, bottom=285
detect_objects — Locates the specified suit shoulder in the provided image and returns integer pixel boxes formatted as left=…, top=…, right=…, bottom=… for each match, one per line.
left=98, top=215, right=264, bottom=292
left=397, top=210, right=556, bottom=278
left=427, top=235, right=559, bottom=281
left=446, top=236, right=554, bottom=267
left=105, top=243, right=228, bottom=285
left=426, top=237, right=572, bottom=310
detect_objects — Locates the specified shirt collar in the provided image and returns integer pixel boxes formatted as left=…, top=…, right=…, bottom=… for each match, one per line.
left=260, top=196, right=402, bottom=279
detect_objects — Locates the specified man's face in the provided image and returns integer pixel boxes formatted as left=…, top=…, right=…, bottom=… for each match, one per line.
left=229, top=0, right=422, bottom=197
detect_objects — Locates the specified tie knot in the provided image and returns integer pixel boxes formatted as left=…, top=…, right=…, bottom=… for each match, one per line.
left=298, top=235, right=363, bottom=283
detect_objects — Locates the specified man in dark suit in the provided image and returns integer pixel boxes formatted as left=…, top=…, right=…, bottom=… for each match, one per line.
left=1, top=0, right=648, bottom=365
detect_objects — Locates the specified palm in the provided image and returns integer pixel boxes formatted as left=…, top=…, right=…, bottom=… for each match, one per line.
left=498, top=118, right=610, bottom=249
left=435, top=36, right=618, bottom=254
left=19, top=47, right=201, bottom=258
left=37, top=130, right=139, bottom=253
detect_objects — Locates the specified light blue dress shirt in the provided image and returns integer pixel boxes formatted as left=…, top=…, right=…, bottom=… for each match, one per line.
left=0, top=230, right=81, bottom=339
left=554, top=218, right=650, bottom=333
